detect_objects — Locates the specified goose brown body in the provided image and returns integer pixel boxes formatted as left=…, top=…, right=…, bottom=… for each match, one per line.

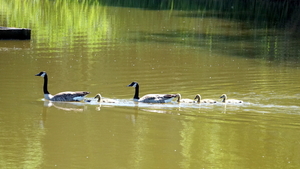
left=127, top=82, right=177, bottom=103
left=35, top=71, right=90, bottom=102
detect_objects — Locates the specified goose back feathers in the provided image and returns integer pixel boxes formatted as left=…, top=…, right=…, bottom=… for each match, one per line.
left=35, top=71, right=90, bottom=102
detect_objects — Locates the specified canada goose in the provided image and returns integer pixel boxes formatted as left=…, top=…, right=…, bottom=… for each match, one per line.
left=127, top=82, right=177, bottom=103
left=94, top=93, right=118, bottom=103
left=194, top=94, right=217, bottom=104
left=176, top=93, right=196, bottom=103
left=35, top=71, right=90, bottom=101
left=220, top=94, right=243, bottom=103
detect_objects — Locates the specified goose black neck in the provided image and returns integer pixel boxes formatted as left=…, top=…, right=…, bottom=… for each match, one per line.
left=134, top=83, right=139, bottom=99
left=43, top=74, right=50, bottom=94
left=222, top=97, right=226, bottom=103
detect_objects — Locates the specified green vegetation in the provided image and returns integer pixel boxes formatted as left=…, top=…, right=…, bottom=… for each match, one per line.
left=0, top=0, right=111, bottom=49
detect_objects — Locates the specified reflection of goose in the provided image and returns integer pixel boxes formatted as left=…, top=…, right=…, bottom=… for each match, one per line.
left=127, top=82, right=177, bottom=103
left=44, top=101, right=85, bottom=112
left=94, top=93, right=118, bottom=103
left=220, top=94, right=243, bottom=103
left=35, top=71, right=90, bottom=101
left=176, top=93, right=196, bottom=103
left=194, top=94, right=217, bottom=104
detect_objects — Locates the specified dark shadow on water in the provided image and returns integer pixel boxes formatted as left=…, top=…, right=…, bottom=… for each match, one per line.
left=95, top=0, right=300, bottom=61
left=127, top=30, right=300, bottom=64
left=98, top=0, right=300, bottom=30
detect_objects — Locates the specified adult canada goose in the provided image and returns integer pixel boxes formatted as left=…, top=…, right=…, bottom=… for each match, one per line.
left=127, top=82, right=177, bottom=103
left=220, top=94, right=243, bottom=103
left=194, top=94, right=217, bottom=104
left=94, top=93, right=118, bottom=103
left=176, top=93, right=196, bottom=103
left=35, top=71, right=90, bottom=101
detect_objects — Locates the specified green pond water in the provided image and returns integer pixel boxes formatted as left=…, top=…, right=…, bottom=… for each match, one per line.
left=0, top=0, right=300, bottom=168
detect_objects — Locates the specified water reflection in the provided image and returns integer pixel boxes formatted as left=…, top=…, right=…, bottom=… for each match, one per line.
left=21, top=130, right=45, bottom=169
left=128, top=106, right=149, bottom=169
left=43, top=100, right=87, bottom=112
left=179, top=115, right=196, bottom=169
left=0, top=40, right=31, bottom=51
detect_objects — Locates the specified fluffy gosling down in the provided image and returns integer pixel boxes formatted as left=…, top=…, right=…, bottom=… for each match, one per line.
left=85, top=94, right=118, bottom=103
left=194, top=94, right=217, bottom=104
left=220, top=94, right=243, bottom=103
left=176, top=93, right=196, bottom=103
left=94, top=94, right=118, bottom=103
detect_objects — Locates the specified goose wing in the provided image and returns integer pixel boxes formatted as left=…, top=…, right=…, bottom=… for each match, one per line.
left=139, top=94, right=177, bottom=103
left=52, top=91, right=90, bottom=101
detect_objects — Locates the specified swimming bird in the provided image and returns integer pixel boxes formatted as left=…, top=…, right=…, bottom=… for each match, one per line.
left=94, top=93, right=118, bottom=103
left=194, top=94, right=217, bottom=104
left=35, top=71, right=90, bottom=101
left=176, top=93, right=196, bottom=103
left=127, top=82, right=177, bottom=103
left=220, top=94, right=243, bottom=103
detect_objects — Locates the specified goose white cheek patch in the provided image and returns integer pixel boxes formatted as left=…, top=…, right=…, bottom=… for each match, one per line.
left=41, top=72, right=46, bottom=77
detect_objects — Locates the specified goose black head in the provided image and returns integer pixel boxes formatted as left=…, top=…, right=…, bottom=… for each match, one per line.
left=194, top=94, right=201, bottom=100
left=35, top=71, right=47, bottom=77
left=94, top=94, right=102, bottom=99
left=127, top=82, right=138, bottom=87
left=220, top=94, right=227, bottom=98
